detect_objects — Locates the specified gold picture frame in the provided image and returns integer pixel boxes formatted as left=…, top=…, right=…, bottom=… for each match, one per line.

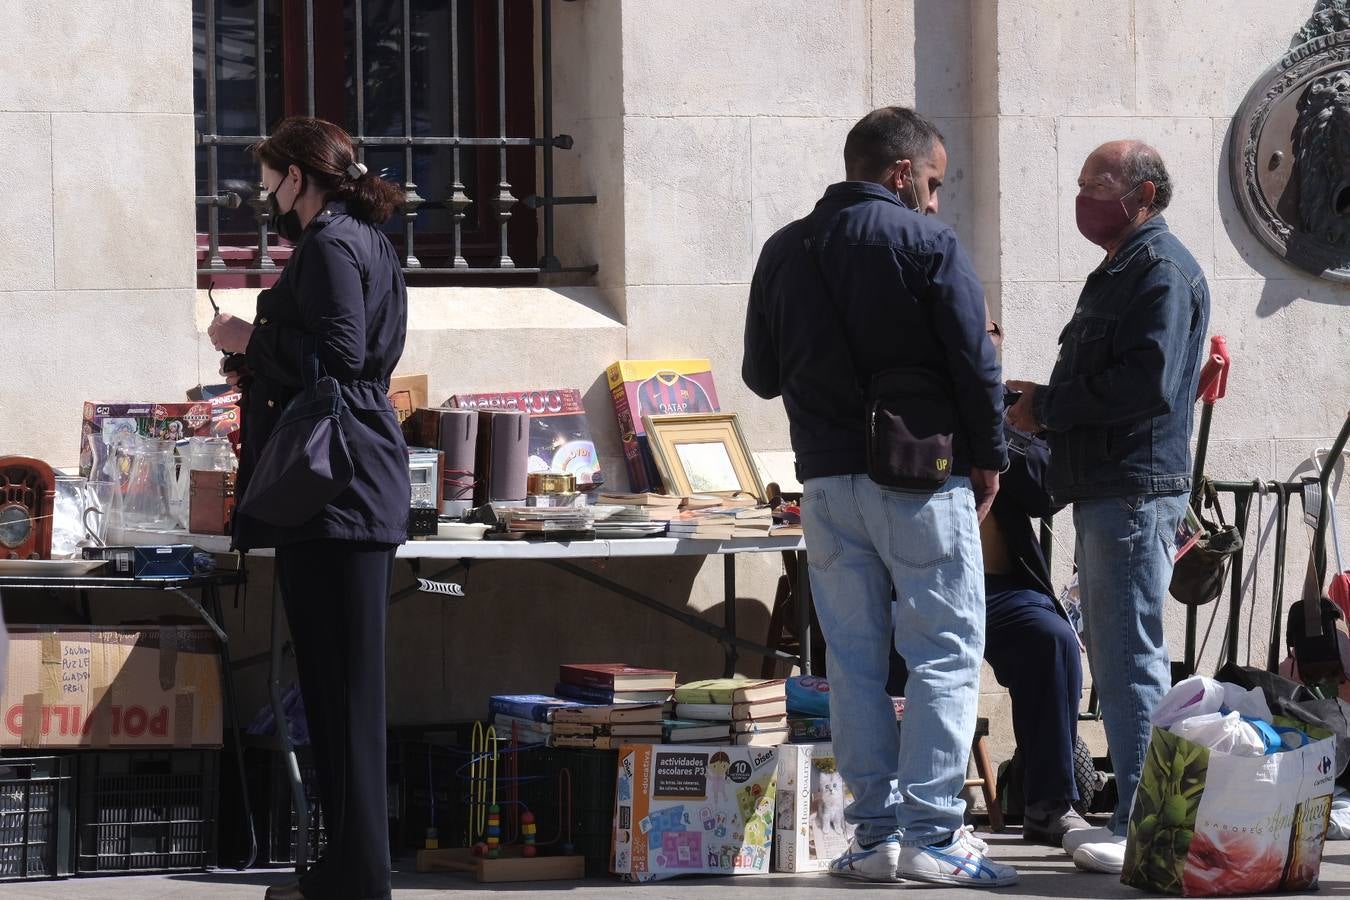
left=642, top=413, right=765, bottom=502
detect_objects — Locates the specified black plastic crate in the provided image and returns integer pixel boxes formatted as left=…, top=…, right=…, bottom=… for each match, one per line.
left=76, top=750, right=219, bottom=873
left=263, top=747, right=325, bottom=866
left=218, top=744, right=327, bottom=868
left=513, top=747, right=616, bottom=876
left=0, top=755, right=75, bottom=882
left=387, top=726, right=477, bottom=851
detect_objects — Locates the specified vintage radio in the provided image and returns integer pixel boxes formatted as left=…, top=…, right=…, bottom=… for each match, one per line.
left=407, top=448, right=443, bottom=511
left=188, top=470, right=236, bottom=536
left=0, top=457, right=56, bottom=560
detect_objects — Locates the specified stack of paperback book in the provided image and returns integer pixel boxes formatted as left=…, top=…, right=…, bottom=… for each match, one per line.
left=548, top=663, right=675, bottom=748
left=669, top=678, right=789, bottom=746
left=487, top=693, right=587, bottom=744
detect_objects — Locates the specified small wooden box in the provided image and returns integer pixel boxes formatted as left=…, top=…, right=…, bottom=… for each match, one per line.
left=189, top=470, right=236, bottom=535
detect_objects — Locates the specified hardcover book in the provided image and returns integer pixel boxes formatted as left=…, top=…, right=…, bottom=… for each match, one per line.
left=673, top=700, right=788, bottom=722
left=487, top=694, right=593, bottom=723
left=605, top=360, right=721, bottom=492
left=674, top=679, right=785, bottom=706
left=558, top=664, right=678, bottom=692
left=552, top=703, right=666, bottom=726
left=448, top=388, right=603, bottom=488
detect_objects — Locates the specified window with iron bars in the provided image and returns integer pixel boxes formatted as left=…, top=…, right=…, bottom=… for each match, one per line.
left=193, top=0, right=596, bottom=287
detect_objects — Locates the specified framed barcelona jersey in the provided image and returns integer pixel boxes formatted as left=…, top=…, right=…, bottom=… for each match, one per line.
left=605, top=360, right=721, bottom=493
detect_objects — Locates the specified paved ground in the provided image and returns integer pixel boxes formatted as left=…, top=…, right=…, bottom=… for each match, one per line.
left=8, top=834, right=1350, bottom=899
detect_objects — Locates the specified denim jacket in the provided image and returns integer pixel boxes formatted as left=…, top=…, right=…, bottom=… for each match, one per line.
left=1032, top=217, right=1210, bottom=504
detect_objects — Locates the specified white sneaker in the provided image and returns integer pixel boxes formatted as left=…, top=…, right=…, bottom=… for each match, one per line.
left=1073, top=837, right=1127, bottom=874
left=828, top=834, right=900, bottom=883
left=896, top=827, right=1019, bottom=887
left=1061, top=824, right=1115, bottom=854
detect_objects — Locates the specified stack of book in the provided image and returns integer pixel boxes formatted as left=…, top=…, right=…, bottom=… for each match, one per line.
left=546, top=663, right=676, bottom=748
left=488, top=693, right=593, bottom=744
left=590, top=504, right=668, bottom=539
left=553, top=663, right=677, bottom=706
left=671, top=678, right=789, bottom=746
left=666, top=506, right=773, bottom=540
left=503, top=506, right=595, bottom=539
left=595, top=492, right=684, bottom=521
left=550, top=702, right=666, bottom=749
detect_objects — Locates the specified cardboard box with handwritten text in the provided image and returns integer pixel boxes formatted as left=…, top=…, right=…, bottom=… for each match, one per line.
left=0, top=627, right=223, bottom=749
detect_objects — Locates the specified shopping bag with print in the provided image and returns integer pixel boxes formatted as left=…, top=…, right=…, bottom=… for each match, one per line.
left=1120, top=720, right=1335, bottom=895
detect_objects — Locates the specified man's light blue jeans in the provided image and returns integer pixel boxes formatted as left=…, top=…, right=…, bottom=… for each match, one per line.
left=802, top=474, right=985, bottom=847
left=1073, top=491, right=1187, bottom=835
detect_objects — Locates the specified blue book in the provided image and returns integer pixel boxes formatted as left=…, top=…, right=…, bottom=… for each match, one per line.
left=488, top=694, right=592, bottom=723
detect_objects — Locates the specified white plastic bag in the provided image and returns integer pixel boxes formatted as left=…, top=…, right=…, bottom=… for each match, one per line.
left=1170, top=710, right=1268, bottom=757
left=1152, top=676, right=1225, bottom=728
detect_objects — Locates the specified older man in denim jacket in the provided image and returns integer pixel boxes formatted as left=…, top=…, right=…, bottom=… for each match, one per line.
left=1007, top=140, right=1210, bottom=875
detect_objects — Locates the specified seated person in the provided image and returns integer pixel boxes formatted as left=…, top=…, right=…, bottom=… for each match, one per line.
left=978, top=420, right=1088, bottom=843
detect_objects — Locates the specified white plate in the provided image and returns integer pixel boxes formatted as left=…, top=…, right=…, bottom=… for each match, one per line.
left=428, top=522, right=490, bottom=541
left=0, top=558, right=109, bottom=577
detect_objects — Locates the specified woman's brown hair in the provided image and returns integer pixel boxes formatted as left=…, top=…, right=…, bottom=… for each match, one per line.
left=251, top=116, right=403, bottom=225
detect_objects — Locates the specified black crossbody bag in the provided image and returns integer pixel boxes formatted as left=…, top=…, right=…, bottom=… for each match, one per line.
left=803, top=230, right=955, bottom=492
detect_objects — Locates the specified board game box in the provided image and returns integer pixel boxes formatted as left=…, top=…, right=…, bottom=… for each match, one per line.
left=447, top=388, right=603, bottom=488
left=80, top=401, right=240, bottom=478
left=774, top=743, right=857, bottom=872
left=604, top=360, right=720, bottom=493
left=612, top=743, right=777, bottom=882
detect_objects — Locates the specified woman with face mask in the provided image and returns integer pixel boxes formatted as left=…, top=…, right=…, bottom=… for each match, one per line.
left=208, top=116, right=409, bottom=900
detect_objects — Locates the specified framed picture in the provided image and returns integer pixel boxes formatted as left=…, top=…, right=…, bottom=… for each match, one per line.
left=641, top=413, right=765, bottom=501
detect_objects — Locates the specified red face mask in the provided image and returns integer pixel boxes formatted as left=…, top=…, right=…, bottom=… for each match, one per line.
left=1075, top=182, right=1143, bottom=247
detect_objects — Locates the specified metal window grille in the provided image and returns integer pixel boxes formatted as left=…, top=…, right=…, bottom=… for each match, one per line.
left=194, top=0, right=595, bottom=280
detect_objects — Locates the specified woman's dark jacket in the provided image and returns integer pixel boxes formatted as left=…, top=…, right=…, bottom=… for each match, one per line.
left=232, top=201, right=410, bottom=551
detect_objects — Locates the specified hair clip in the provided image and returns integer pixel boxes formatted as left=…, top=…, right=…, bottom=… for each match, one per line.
left=346, top=161, right=368, bottom=180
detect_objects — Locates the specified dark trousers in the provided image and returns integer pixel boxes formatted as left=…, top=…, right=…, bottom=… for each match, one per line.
left=982, top=576, right=1083, bottom=805
left=887, top=575, right=1083, bottom=806
left=277, top=540, right=396, bottom=900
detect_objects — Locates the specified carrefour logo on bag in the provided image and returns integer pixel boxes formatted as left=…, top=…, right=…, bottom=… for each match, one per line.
left=1318, top=756, right=1333, bottom=775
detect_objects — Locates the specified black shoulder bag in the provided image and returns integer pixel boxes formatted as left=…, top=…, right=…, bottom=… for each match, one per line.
left=238, top=339, right=356, bottom=527
left=803, top=229, right=955, bottom=492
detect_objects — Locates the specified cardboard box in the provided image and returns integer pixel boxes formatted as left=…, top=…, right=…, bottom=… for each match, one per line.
left=80, top=401, right=240, bottom=477
left=388, top=373, right=428, bottom=424
left=448, top=388, right=604, bottom=489
left=1, top=627, right=223, bottom=749
left=611, top=743, right=777, bottom=882
left=774, top=743, right=857, bottom=872
left=604, top=361, right=720, bottom=493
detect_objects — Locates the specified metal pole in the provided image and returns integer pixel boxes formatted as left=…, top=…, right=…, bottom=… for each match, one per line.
left=401, top=0, right=422, bottom=268
left=254, top=0, right=274, bottom=270
left=305, top=0, right=315, bottom=115
left=205, top=0, right=225, bottom=270
left=270, top=576, right=309, bottom=875
left=1224, top=491, right=1252, bottom=667
left=448, top=0, right=469, bottom=267
left=494, top=0, right=514, bottom=267
left=796, top=551, right=813, bottom=674
left=539, top=0, right=558, bottom=270
left=354, top=0, right=365, bottom=163
left=1267, top=483, right=1291, bottom=672
left=723, top=555, right=738, bottom=677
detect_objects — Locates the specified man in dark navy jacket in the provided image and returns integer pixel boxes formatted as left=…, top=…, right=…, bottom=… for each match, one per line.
left=744, top=106, right=1015, bottom=888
